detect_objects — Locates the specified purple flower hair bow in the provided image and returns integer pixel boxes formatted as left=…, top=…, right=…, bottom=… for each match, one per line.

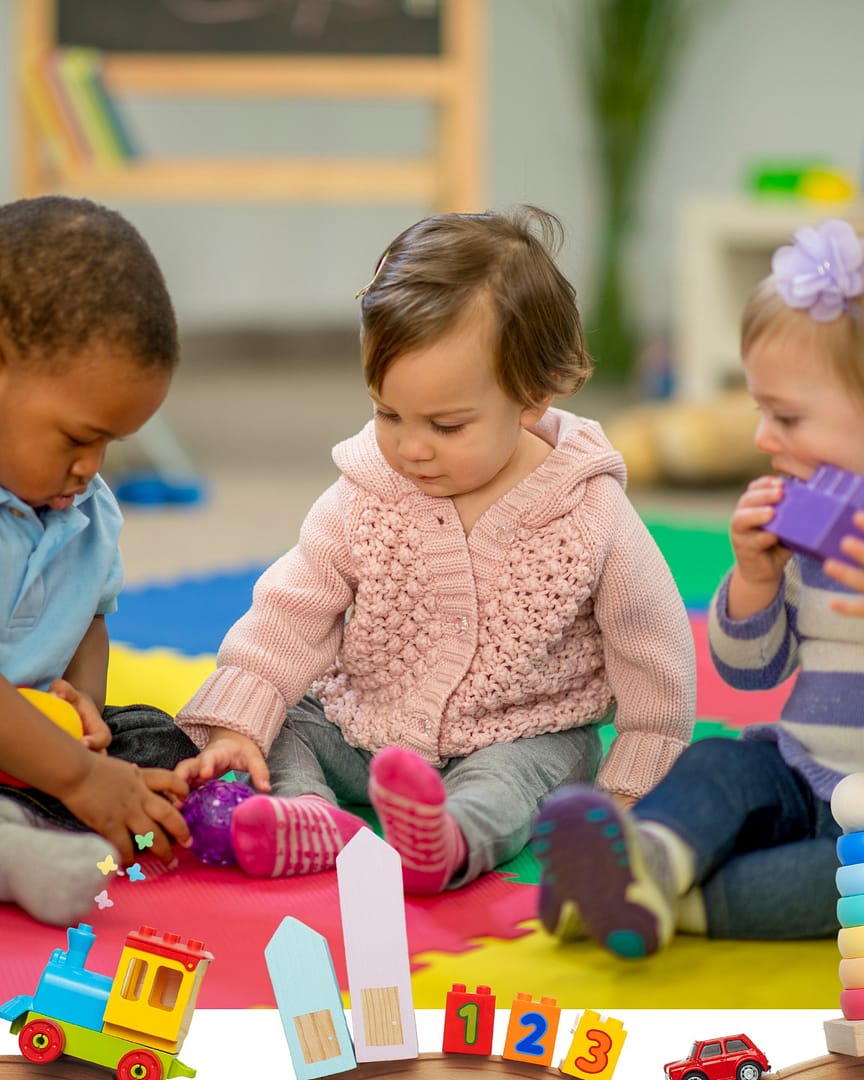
left=772, top=218, right=864, bottom=322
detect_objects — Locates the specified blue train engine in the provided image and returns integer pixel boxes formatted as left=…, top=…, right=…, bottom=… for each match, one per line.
left=1, top=922, right=212, bottom=1079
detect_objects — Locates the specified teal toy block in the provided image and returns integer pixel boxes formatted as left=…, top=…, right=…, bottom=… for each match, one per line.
left=265, top=917, right=356, bottom=1080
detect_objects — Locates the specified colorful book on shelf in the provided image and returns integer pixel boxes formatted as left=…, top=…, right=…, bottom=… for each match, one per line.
left=56, top=48, right=138, bottom=167
left=22, top=56, right=88, bottom=171
left=82, top=52, right=138, bottom=161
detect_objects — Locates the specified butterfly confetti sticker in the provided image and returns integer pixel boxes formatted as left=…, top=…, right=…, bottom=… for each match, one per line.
left=94, top=890, right=113, bottom=910
left=135, top=831, right=154, bottom=850
left=127, top=863, right=147, bottom=883
left=97, top=853, right=118, bottom=876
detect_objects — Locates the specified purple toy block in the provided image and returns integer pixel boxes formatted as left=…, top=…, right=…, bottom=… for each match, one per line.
left=766, top=465, right=864, bottom=565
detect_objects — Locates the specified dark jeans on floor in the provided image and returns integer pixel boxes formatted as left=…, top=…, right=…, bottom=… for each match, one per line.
left=0, top=704, right=198, bottom=832
left=633, top=736, right=841, bottom=939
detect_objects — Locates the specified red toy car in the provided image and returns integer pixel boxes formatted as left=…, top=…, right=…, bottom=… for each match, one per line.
left=664, top=1034, right=770, bottom=1080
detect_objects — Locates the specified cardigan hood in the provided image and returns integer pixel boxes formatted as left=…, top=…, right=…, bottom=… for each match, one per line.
left=331, top=408, right=627, bottom=526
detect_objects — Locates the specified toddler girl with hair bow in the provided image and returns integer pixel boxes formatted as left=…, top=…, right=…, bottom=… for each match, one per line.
left=533, top=217, right=864, bottom=957
left=174, top=205, right=695, bottom=894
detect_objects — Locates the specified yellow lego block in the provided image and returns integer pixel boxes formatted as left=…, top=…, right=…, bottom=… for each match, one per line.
left=560, top=1009, right=627, bottom=1080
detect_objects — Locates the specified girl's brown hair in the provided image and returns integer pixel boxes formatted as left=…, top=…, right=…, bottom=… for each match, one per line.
left=359, top=206, right=592, bottom=406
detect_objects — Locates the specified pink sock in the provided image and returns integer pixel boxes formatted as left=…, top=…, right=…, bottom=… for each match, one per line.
left=230, top=794, right=367, bottom=878
left=368, top=746, right=468, bottom=895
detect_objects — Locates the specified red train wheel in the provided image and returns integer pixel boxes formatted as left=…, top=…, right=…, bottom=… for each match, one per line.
left=117, top=1048, right=164, bottom=1080
left=18, top=1018, right=65, bottom=1063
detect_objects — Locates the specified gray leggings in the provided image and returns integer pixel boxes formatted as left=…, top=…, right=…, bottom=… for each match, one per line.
left=266, top=694, right=602, bottom=887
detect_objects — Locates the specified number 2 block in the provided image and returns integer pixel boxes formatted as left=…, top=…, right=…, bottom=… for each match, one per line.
left=502, top=992, right=561, bottom=1067
left=560, top=1009, right=627, bottom=1080
left=442, top=983, right=496, bottom=1055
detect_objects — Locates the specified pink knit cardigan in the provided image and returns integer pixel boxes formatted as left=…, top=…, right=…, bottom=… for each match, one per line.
left=177, top=409, right=695, bottom=797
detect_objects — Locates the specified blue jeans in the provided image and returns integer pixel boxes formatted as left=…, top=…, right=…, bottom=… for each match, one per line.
left=633, top=737, right=841, bottom=939
left=267, top=694, right=603, bottom=887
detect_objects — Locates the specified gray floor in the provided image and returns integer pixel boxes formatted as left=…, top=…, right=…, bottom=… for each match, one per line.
left=112, top=331, right=741, bottom=586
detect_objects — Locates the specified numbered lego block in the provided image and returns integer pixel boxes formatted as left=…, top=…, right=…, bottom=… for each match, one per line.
left=336, top=830, right=418, bottom=1062
left=442, top=984, right=495, bottom=1056
left=265, top=916, right=356, bottom=1079
left=560, top=1009, right=627, bottom=1080
left=501, top=992, right=560, bottom=1067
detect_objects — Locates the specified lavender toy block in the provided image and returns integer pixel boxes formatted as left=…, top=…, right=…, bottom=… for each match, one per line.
left=767, top=465, right=864, bottom=565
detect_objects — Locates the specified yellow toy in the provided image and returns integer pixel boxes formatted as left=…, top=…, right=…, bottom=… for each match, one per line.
left=0, top=687, right=84, bottom=788
left=603, top=387, right=768, bottom=487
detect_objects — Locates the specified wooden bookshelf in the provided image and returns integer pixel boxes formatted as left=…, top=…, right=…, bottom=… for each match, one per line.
left=14, top=0, right=485, bottom=210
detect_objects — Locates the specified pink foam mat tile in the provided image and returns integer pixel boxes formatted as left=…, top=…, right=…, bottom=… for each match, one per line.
left=0, top=848, right=537, bottom=1009
left=691, top=612, right=796, bottom=727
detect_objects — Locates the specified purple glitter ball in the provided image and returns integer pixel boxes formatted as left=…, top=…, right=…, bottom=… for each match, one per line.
left=182, top=777, right=255, bottom=866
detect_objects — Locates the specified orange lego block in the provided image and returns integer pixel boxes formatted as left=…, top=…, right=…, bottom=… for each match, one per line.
left=442, top=983, right=496, bottom=1055
left=502, top=991, right=561, bottom=1067
left=560, top=1009, right=627, bottom=1080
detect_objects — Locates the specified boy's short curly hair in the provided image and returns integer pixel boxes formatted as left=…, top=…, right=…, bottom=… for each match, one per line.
left=0, top=195, right=178, bottom=372
left=358, top=205, right=592, bottom=407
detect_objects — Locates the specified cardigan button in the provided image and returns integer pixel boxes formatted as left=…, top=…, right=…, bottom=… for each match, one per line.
left=495, top=524, right=515, bottom=544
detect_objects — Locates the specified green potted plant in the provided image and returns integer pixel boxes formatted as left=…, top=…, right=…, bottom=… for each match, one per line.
left=582, top=0, right=698, bottom=380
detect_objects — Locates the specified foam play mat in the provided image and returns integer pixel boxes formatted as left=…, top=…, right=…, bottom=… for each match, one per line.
left=0, top=516, right=841, bottom=1009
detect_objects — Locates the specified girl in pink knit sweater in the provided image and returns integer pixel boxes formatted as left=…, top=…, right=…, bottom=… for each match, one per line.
left=175, top=206, right=695, bottom=893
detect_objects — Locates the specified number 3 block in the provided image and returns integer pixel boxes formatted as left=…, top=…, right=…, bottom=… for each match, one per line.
left=442, top=983, right=496, bottom=1055
left=502, top=992, right=561, bottom=1067
left=560, top=1009, right=627, bottom=1080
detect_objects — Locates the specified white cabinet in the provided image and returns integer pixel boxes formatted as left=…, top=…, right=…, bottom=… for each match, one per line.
left=675, top=197, right=864, bottom=400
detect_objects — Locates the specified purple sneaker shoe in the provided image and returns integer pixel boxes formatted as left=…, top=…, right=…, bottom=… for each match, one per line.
left=531, top=785, right=675, bottom=959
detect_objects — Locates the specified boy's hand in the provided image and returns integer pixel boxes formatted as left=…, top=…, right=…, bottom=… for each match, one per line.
left=825, top=509, right=864, bottom=616
left=727, top=475, right=792, bottom=619
left=175, top=728, right=270, bottom=792
left=48, top=678, right=112, bottom=751
left=56, top=754, right=192, bottom=865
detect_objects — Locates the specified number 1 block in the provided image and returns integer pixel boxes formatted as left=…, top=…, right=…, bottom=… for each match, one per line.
left=502, top=992, right=561, bottom=1067
left=442, top=983, right=496, bottom=1055
left=560, top=1009, right=627, bottom=1080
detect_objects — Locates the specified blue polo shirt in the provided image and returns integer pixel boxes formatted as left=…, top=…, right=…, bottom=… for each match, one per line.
left=0, top=475, right=124, bottom=689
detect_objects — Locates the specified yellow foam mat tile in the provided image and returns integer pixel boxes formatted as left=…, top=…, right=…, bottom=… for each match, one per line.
left=409, top=919, right=841, bottom=1009
left=107, top=642, right=216, bottom=715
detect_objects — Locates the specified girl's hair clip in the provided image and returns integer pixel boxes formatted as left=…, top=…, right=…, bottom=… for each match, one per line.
left=354, top=249, right=390, bottom=300
left=772, top=218, right=864, bottom=322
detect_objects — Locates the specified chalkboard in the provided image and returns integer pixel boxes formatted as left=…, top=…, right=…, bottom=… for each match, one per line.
left=56, top=0, right=442, bottom=56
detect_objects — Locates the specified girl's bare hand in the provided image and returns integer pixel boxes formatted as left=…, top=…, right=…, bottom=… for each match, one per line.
left=729, top=475, right=792, bottom=587
left=174, top=728, right=270, bottom=792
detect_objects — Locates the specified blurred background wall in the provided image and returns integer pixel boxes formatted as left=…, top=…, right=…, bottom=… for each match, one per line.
left=1, top=0, right=862, bottom=359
